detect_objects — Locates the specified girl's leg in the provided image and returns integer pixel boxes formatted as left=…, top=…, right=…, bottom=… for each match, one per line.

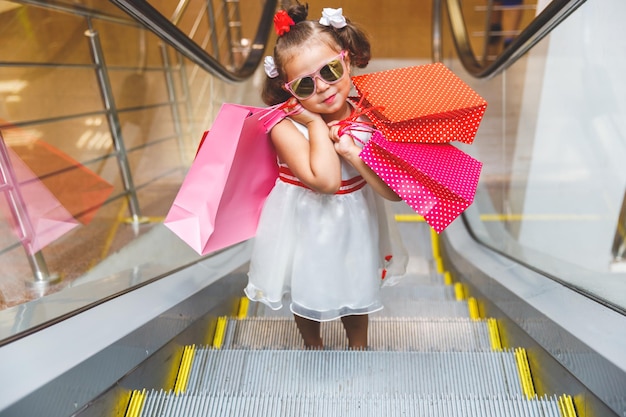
left=293, top=314, right=323, bottom=349
left=340, top=314, right=369, bottom=350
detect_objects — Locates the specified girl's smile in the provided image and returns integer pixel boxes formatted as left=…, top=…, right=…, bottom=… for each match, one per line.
left=284, top=43, right=352, bottom=122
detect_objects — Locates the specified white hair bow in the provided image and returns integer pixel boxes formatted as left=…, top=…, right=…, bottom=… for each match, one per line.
left=319, top=8, right=347, bottom=29
left=264, top=56, right=279, bottom=78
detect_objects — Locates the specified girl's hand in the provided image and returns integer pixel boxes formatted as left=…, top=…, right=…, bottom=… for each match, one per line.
left=328, top=121, right=360, bottom=159
left=284, top=98, right=323, bottom=126
left=327, top=121, right=401, bottom=201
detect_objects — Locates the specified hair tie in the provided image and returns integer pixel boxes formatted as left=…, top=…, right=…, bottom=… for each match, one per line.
left=273, top=10, right=295, bottom=36
left=319, top=8, right=347, bottom=29
left=264, top=56, right=279, bottom=78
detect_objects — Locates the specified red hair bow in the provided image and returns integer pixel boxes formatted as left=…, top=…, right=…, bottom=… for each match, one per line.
left=274, top=10, right=295, bottom=36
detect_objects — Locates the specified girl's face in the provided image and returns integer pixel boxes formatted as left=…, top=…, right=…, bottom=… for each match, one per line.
left=283, top=42, right=352, bottom=122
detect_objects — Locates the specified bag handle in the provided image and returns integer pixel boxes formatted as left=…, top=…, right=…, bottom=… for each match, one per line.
left=259, top=101, right=304, bottom=132
left=336, top=95, right=384, bottom=145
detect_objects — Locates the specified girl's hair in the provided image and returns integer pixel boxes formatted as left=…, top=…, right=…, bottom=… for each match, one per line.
left=261, top=2, right=371, bottom=105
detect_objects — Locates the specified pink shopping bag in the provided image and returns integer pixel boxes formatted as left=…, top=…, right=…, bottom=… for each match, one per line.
left=359, top=131, right=482, bottom=233
left=164, top=103, right=285, bottom=255
left=351, top=63, right=487, bottom=144
left=0, top=138, right=79, bottom=255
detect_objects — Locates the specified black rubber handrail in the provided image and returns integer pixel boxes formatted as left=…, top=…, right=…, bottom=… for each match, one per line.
left=445, top=0, right=587, bottom=78
left=109, top=0, right=278, bottom=83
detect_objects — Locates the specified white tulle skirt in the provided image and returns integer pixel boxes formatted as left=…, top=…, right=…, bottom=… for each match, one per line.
left=245, top=177, right=407, bottom=322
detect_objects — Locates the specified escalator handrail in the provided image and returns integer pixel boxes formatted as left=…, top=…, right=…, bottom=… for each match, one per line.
left=109, top=0, right=278, bottom=83
left=445, top=0, right=587, bottom=78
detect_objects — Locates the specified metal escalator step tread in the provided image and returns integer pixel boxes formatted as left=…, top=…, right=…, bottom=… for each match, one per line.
left=379, top=284, right=457, bottom=301
left=222, top=317, right=492, bottom=351
left=253, top=300, right=472, bottom=319
left=138, top=391, right=564, bottom=417
left=184, top=350, right=524, bottom=396
left=382, top=272, right=447, bottom=286
left=378, top=299, right=472, bottom=317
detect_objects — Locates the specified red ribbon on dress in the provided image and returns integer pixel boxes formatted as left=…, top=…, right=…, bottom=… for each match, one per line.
left=278, top=166, right=366, bottom=194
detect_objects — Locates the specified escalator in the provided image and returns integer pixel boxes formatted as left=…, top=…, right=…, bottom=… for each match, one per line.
left=112, top=222, right=575, bottom=417
left=0, top=1, right=625, bottom=417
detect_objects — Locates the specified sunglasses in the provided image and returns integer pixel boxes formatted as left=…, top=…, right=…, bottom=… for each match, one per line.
left=284, top=51, right=346, bottom=100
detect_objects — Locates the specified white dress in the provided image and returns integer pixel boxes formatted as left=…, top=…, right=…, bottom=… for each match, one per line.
left=245, top=118, right=407, bottom=322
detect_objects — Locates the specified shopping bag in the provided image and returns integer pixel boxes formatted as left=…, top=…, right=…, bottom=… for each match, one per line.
left=351, top=63, right=487, bottom=144
left=359, top=131, right=482, bottom=233
left=164, top=103, right=282, bottom=255
left=8, top=137, right=114, bottom=225
left=0, top=138, right=79, bottom=255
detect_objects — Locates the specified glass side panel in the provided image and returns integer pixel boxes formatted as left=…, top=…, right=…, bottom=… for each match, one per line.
left=0, top=0, right=277, bottom=343
left=126, top=138, right=182, bottom=187
left=0, top=1, right=239, bottom=328
left=0, top=4, right=93, bottom=64
left=0, top=66, right=103, bottom=124
left=443, top=0, right=626, bottom=312
left=2, top=119, right=116, bottom=172
left=91, top=19, right=166, bottom=68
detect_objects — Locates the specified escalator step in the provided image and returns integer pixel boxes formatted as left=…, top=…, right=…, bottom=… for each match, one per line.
left=378, top=284, right=458, bottom=301
left=184, top=349, right=524, bottom=396
left=252, top=300, right=472, bottom=318
left=222, top=317, right=493, bottom=351
left=137, top=391, right=565, bottom=417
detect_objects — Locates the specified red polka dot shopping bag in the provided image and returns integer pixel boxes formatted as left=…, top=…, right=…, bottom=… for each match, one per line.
left=359, top=131, right=482, bottom=233
left=351, top=63, right=487, bottom=144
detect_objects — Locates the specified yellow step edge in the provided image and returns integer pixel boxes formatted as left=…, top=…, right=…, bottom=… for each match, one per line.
left=467, top=297, right=480, bottom=320
left=453, top=282, right=466, bottom=301
left=487, top=318, right=503, bottom=351
left=125, top=389, right=146, bottom=417
left=212, top=316, right=228, bottom=349
left=514, top=347, right=537, bottom=399
left=237, top=297, right=249, bottom=319
left=122, top=216, right=163, bottom=224
left=394, top=213, right=424, bottom=223
left=443, top=271, right=453, bottom=285
left=429, top=227, right=440, bottom=259
left=173, top=345, right=195, bottom=395
left=558, top=394, right=578, bottom=417
left=434, top=257, right=445, bottom=274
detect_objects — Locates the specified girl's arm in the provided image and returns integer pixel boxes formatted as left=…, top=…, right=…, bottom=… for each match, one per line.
left=332, top=130, right=402, bottom=201
left=270, top=108, right=342, bottom=194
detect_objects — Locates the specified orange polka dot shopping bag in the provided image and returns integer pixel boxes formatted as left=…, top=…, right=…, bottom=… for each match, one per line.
left=351, top=63, right=487, bottom=144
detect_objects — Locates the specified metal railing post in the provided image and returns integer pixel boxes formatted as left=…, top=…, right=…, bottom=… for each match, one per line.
left=85, top=18, right=143, bottom=225
left=482, top=0, right=496, bottom=64
left=0, top=132, right=59, bottom=287
left=432, top=0, right=443, bottom=63
left=220, top=0, right=236, bottom=69
left=226, top=0, right=244, bottom=62
left=206, top=0, right=220, bottom=57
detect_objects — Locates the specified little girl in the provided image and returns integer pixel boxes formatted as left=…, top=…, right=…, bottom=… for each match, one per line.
left=245, top=3, right=406, bottom=349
